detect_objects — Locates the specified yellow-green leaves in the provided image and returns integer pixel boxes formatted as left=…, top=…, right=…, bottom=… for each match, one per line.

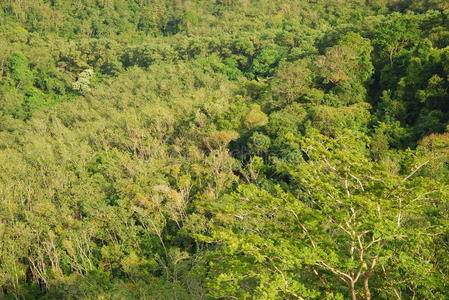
left=244, top=104, right=268, bottom=129
left=72, top=69, right=94, bottom=94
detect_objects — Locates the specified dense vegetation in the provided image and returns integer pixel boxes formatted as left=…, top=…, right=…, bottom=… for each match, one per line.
left=0, top=0, right=448, bottom=299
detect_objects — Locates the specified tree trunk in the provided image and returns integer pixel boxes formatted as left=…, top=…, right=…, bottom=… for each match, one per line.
left=364, top=274, right=372, bottom=300
left=349, top=281, right=357, bottom=300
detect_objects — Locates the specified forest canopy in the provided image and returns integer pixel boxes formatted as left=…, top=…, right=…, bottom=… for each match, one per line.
left=0, top=0, right=448, bottom=299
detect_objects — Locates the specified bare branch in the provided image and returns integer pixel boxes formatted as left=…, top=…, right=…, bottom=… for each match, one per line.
left=348, top=172, right=364, bottom=191
left=316, top=261, right=352, bottom=283
left=402, top=161, right=429, bottom=183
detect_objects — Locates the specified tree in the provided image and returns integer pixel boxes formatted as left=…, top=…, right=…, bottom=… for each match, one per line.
left=316, top=33, right=373, bottom=105
left=196, top=130, right=448, bottom=299
left=270, top=60, right=314, bottom=105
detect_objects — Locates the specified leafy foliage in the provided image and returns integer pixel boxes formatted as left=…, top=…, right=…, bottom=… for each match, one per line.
left=0, top=1, right=448, bottom=299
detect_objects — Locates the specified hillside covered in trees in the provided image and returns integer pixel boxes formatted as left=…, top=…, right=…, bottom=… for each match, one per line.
left=0, top=0, right=448, bottom=299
